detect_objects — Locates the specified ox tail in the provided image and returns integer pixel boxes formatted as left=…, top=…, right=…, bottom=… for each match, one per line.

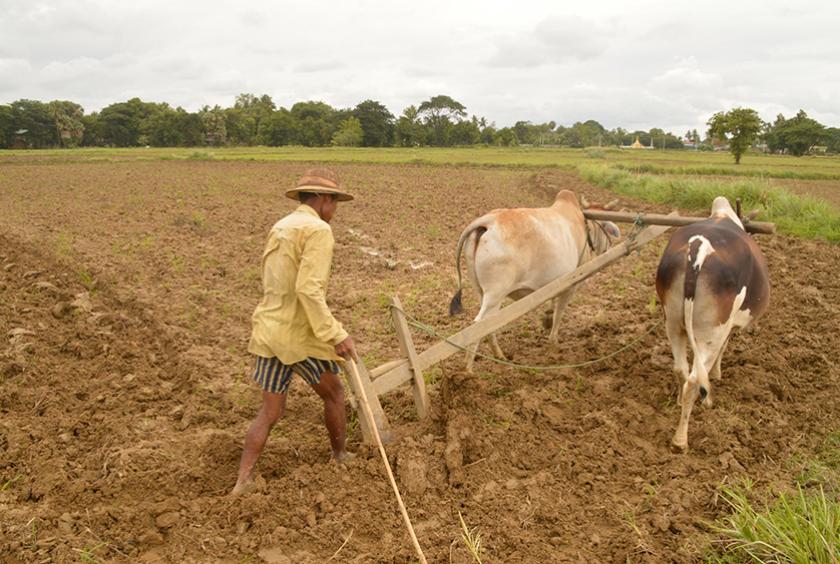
left=449, top=219, right=488, bottom=316
left=684, top=236, right=710, bottom=401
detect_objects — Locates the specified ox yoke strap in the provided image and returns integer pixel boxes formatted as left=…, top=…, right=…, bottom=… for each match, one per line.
left=579, top=218, right=617, bottom=267
left=578, top=219, right=596, bottom=267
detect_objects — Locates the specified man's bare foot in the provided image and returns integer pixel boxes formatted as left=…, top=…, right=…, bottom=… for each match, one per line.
left=230, top=474, right=265, bottom=496
left=333, top=451, right=357, bottom=465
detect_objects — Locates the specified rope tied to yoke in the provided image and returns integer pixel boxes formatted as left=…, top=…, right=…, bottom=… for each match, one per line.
left=623, top=213, right=646, bottom=253
left=390, top=305, right=663, bottom=372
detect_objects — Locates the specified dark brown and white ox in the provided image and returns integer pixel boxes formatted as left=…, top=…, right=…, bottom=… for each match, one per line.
left=449, top=190, right=620, bottom=372
left=655, top=196, right=769, bottom=450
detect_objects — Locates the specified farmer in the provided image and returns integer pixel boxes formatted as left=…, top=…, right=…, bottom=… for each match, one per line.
left=232, top=167, right=357, bottom=496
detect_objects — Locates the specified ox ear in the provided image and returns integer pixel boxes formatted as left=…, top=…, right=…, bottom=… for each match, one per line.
left=603, top=221, right=620, bottom=239
left=580, top=194, right=590, bottom=208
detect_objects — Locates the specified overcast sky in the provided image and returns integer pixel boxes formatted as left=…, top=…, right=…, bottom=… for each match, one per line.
left=1, top=0, right=837, bottom=134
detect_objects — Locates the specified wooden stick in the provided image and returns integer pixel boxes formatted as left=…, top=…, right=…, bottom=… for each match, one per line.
left=583, top=209, right=775, bottom=234
left=346, top=359, right=428, bottom=564
left=391, top=296, right=429, bottom=419
left=344, top=357, right=391, bottom=445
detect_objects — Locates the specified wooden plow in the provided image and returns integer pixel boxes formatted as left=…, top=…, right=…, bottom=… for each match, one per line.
left=345, top=209, right=775, bottom=444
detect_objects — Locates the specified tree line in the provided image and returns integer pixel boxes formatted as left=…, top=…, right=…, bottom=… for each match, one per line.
left=1, top=94, right=838, bottom=155
left=708, top=107, right=840, bottom=163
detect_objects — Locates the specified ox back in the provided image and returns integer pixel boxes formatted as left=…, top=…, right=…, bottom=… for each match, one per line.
left=656, top=216, right=769, bottom=324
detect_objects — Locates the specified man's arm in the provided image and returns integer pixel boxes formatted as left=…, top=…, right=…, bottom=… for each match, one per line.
left=295, top=228, right=350, bottom=349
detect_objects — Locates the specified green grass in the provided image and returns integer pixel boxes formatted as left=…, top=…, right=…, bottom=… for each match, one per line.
left=458, top=511, right=484, bottom=563
left=612, top=162, right=840, bottom=181
left=1, top=474, right=22, bottom=491
left=708, top=429, right=840, bottom=563
left=74, top=541, right=108, bottom=562
left=3, top=146, right=840, bottom=177
left=710, top=482, right=840, bottom=563
left=579, top=164, right=840, bottom=243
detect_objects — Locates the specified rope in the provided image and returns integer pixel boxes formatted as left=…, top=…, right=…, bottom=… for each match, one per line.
left=392, top=306, right=662, bottom=371
left=624, top=213, right=646, bottom=250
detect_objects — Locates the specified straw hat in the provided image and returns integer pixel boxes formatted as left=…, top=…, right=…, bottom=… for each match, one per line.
left=285, top=167, right=354, bottom=202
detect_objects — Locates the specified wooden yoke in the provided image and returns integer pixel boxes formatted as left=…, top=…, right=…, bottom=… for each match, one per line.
left=583, top=209, right=775, bottom=234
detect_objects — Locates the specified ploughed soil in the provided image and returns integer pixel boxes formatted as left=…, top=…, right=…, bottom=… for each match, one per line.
left=1, top=161, right=839, bottom=563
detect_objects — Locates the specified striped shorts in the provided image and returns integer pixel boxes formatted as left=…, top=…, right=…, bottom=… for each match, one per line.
left=252, top=355, right=341, bottom=394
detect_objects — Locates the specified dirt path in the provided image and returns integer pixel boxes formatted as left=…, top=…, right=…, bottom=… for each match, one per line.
left=1, top=162, right=839, bottom=562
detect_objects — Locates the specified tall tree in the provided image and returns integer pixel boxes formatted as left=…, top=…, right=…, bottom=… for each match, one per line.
left=290, top=101, right=336, bottom=146
left=496, top=127, right=518, bottom=146
left=418, top=95, right=467, bottom=146
left=80, top=113, right=102, bottom=147
left=395, top=105, right=426, bottom=147
left=449, top=119, right=480, bottom=145
left=0, top=104, right=13, bottom=148
left=9, top=99, right=57, bottom=148
left=352, top=100, right=394, bottom=146
left=767, top=109, right=826, bottom=156
left=201, top=105, right=227, bottom=146
left=145, top=105, right=203, bottom=147
left=262, top=108, right=295, bottom=146
left=707, top=107, right=763, bottom=164
left=825, top=127, right=840, bottom=154
left=99, top=98, right=159, bottom=147
left=764, top=114, right=786, bottom=153
left=47, top=100, right=85, bottom=147
left=234, top=93, right=276, bottom=144
left=331, top=117, right=364, bottom=146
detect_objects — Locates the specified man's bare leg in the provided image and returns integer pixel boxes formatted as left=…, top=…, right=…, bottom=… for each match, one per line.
left=310, top=371, right=352, bottom=462
left=231, top=390, right=286, bottom=495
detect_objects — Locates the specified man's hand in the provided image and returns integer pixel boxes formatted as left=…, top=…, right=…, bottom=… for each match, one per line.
left=335, top=335, right=357, bottom=361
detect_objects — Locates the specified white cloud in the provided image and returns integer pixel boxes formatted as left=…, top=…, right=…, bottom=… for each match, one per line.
left=0, top=58, right=33, bottom=92
left=487, top=14, right=608, bottom=67
left=0, top=0, right=837, bottom=134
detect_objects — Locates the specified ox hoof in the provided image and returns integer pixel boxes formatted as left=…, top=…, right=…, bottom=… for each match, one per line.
left=670, top=437, right=688, bottom=453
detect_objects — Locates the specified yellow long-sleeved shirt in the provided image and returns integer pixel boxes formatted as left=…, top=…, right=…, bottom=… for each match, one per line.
left=247, top=204, right=348, bottom=364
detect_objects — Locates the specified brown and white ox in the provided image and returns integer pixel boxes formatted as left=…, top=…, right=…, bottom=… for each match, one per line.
left=655, top=196, right=769, bottom=450
left=448, top=190, right=620, bottom=372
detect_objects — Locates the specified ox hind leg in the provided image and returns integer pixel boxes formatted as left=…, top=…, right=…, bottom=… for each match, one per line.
left=665, top=314, right=689, bottom=406
left=673, top=379, right=700, bottom=450
left=673, top=329, right=731, bottom=449
left=710, top=336, right=730, bottom=381
left=548, top=288, right=576, bottom=343
left=465, top=294, right=505, bottom=373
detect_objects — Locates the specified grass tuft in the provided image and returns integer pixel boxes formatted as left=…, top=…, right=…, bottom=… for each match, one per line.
left=711, top=482, right=840, bottom=563
left=578, top=164, right=840, bottom=243
left=1, top=474, right=22, bottom=491
left=458, top=511, right=484, bottom=563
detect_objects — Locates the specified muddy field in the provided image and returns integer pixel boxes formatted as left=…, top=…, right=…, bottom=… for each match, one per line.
left=1, top=161, right=839, bottom=562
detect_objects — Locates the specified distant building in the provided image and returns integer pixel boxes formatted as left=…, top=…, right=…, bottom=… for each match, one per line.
left=621, top=135, right=654, bottom=150
left=12, top=129, right=29, bottom=150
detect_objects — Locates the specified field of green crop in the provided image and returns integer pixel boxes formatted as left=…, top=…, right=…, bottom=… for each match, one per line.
left=3, top=145, right=840, bottom=178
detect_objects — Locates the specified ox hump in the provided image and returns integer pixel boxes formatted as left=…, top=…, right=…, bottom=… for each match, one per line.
left=553, top=190, right=580, bottom=208
left=710, top=196, right=744, bottom=230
